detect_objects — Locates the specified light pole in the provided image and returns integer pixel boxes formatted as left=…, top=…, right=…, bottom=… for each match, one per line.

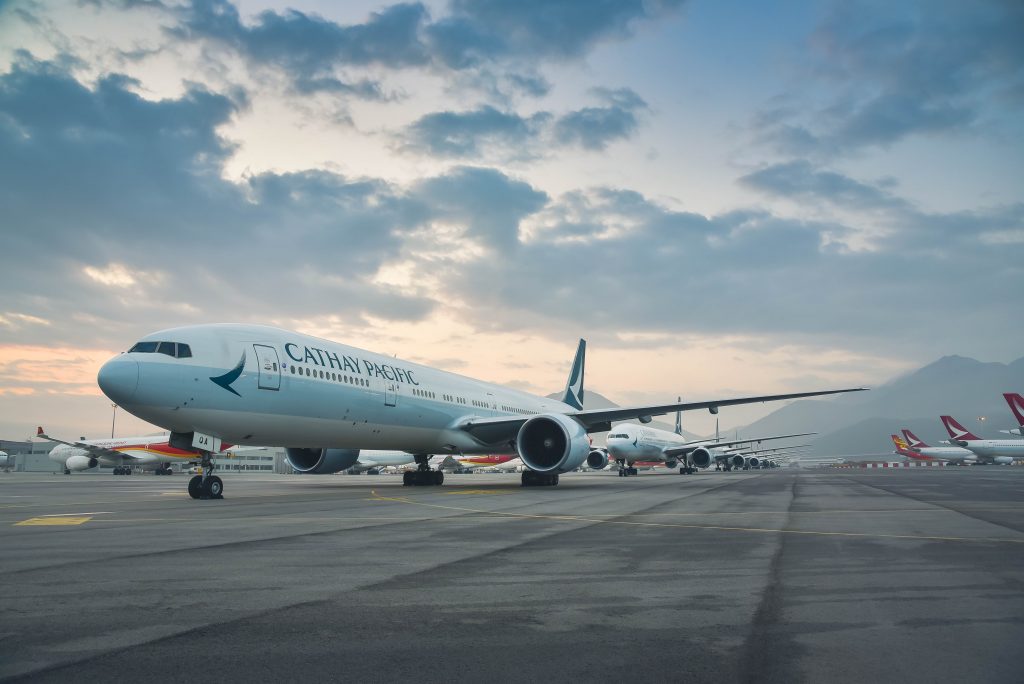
left=111, top=403, right=118, bottom=439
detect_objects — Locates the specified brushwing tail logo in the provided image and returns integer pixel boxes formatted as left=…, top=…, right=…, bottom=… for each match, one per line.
left=941, top=415, right=977, bottom=441
left=901, top=429, right=926, bottom=448
left=891, top=435, right=910, bottom=450
left=1004, top=393, right=1024, bottom=425
left=210, top=351, right=246, bottom=397
left=561, top=339, right=586, bottom=410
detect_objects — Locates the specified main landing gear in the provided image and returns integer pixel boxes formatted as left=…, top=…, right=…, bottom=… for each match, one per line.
left=679, top=466, right=697, bottom=474
left=617, top=461, right=638, bottom=477
left=187, top=451, right=223, bottom=500
left=113, top=466, right=133, bottom=475
left=521, top=470, right=559, bottom=486
left=154, top=465, right=173, bottom=476
left=403, top=455, right=444, bottom=486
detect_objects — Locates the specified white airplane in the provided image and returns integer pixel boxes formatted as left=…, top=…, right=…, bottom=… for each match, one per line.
left=96, top=324, right=865, bottom=499
left=939, top=416, right=1023, bottom=463
left=0, top=450, right=10, bottom=469
left=896, top=429, right=976, bottom=464
left=605, top=406, right=814, bottom=475
left=37, top=426, right=207, bottom=475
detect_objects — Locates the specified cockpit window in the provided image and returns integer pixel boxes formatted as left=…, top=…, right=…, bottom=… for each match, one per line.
left=129, top=341, right=193, bottom=358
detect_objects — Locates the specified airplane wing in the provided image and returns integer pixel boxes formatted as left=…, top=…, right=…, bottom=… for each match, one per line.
left=35, top=428, right=128, bottom=462
left=458, top=388, right=866, bottom=443
left=661, top=432, right=816, bottom=459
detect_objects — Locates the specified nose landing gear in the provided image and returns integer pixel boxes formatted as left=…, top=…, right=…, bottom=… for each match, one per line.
left=187, top=451, right=224, bottom=499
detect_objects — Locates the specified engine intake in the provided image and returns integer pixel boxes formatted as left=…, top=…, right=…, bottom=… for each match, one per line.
left=691, top=447, right=714, bottom=469
left=516, top=414, right=590, bottom=473
left=586, top=448, right=609, bottom=470
left=66, top=454, right=99, bottom=471
left=286, top=448, right=360, bottom=474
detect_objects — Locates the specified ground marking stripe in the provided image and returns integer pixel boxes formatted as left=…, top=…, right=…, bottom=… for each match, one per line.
left=369, top=491, right=1024, bottom=545
left=15, top=516, right=93, bottom=526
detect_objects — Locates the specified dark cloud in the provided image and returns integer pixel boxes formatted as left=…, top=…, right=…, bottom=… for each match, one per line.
left=739, top=160, right=909, bottom=212
left=399, top=88, right=647, bottom=160
left=166, top=0, right=685, bottom=96
left=400, top=105, right=551, bottom=158
left=756, top=0, right=1024, bottom=156
left=553, top=87, right=647, bottom=150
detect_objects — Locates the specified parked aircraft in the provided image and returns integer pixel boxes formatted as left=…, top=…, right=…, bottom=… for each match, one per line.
left=898, top=429, right=975, bottom=464
left=96, top=325, right=865, bottom=499
left=939, top=416, right=1022, bottom=463
left=37, top=427, right=207, bottom=475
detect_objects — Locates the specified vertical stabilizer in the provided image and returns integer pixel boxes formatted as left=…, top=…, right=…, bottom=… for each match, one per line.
left=901, top=429, right=929, bottom=448
left=1004, top=393, right=1024, bottom=427
left=674, top=397, right=682, bottom=436
left=940, top=415, right=981, bottom=441
left=561, top=339, right=586, bottom=410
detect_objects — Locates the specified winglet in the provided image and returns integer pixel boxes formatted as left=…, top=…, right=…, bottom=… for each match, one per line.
left=561, top=339, right=586, bottom=410
left=940, top=415, right=981, bottom=441
left=1003, top=393, right=1024, bottom=426
left=901, top=429, right=928, bottom=448
left=37, top=426, right=44, bottom=436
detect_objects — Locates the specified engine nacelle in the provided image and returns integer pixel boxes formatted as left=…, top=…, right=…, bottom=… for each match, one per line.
left=66, top=454, right=99, bottom=471
left=691, top=447, right=714, bottom=469
left=664, top=459, right=677, bottom=470
left=586, top=448, right=610, bottom=470
left=729, top=454, right=745, bottom=468
left=747, top=456, right=760, bottom=468
left=286, top=448, right=360, bottom=474
left=994, top=456, right=1013, bottom=465
left=516, top=414, right=590, bottom=473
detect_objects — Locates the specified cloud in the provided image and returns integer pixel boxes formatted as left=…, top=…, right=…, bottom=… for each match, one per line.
left=552, top=87, right=648, bottom=150
left=754, top=0, right=1024, bottom=156
left=400, top=105, right=551, bottom=158
left=739, top=160, right=909, bottom=212
left=398, top=88, right=647, bottom=160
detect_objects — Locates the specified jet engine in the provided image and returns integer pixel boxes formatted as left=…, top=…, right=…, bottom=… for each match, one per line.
left=747, top=456, right=760, bottom=469
left=664, top=459, right=677, bottom=469
left=586, top=448, right=610, bottom=470
left=994, top=456, right=1013, bottom=465
left=516, top=414, right=590, bottom=473
left=66, top=454, right=99, bottom=471
left=690, top=447, right=714, bottom=469
left=285, top=448, right=360, bottom=474
left=729, top=454, right=745, bottom=468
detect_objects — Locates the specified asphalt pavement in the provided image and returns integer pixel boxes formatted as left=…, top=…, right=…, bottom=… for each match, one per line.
left=2, top=467, right=1023, bottom=683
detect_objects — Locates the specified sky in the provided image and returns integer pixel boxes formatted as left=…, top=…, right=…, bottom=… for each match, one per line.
left=0, top=0, right=1021, bottom=441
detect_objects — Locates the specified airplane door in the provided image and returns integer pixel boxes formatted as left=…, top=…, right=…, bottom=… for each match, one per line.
left=253, top=344, right=281, bottom=391
left=384, top=382, right=397, bottom=407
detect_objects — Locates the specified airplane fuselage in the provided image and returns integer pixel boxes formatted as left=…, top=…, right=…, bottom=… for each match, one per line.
left=99, top=324, right=575, bottom=454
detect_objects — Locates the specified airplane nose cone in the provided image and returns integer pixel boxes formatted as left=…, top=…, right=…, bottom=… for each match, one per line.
left=98, top=356, right=138, bottom=404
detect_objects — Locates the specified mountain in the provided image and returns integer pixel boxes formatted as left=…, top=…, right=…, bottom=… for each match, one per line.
left=741, top=355, right=1024, bottom=456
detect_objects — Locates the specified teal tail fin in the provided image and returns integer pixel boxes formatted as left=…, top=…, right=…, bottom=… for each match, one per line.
left=561, top=339, right=586, bottom=410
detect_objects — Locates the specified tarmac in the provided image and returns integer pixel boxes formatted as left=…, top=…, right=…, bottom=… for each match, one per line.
left=1, top=467, right=1023, bottom=683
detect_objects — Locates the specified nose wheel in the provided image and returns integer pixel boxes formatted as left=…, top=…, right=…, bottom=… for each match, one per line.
left=187, top=451, right=224, bottom=499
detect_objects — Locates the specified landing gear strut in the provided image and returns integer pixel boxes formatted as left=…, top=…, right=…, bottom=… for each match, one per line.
left=187, top=451, right=223, bottom=500
left=403, top=455, right=443, bottom=486
left=154, top=465, right=173, bottom=476
left=521, top=470, right=559, bottom=486
left=617, top=463, right=638, bottom=476
left=113, top=466, right=132, bottom=475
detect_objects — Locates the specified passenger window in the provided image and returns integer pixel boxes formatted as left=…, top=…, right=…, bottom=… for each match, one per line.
left=157, top=342, right=176, bottom=357
left=177, top=343, right=192, bottom=358
left=129, top=341, right=158, bottom=353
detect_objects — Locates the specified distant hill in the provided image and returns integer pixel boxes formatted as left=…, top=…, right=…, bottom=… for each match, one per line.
left=741, top=355, right=1024, bottom=456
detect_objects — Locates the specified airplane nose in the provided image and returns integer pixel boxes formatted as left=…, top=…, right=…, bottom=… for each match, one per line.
left=97, top=356, right=138, bottom=404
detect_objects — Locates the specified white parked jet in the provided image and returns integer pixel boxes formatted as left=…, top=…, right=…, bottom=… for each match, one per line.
left=939, top=416, right=1023, bottom=463
left=37, top=426, right=206, bottom=475
left=96, top=325, right=865, bottom=499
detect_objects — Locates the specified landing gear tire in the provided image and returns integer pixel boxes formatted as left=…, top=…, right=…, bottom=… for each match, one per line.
left=188, top=475, right=203, bottom=499
left=64, top=468, right=71, bottom=475
left=403, top=471, right=412, bottom=486
left=521, top=471, right=559, bottom=487
left=203, top=476, right=224, bottom=499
